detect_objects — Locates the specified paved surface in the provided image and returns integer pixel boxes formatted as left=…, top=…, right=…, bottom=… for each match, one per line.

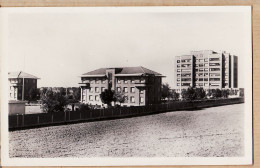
left=9, top=104, right=244, bottom=157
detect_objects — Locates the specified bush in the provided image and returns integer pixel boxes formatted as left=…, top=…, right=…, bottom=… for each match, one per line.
left=78, top=103, right=90, bottom=112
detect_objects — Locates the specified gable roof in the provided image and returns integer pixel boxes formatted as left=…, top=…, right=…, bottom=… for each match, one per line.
left=81, top=66, right=164, bottom=77
left=8, top=71, right=40, bottom=79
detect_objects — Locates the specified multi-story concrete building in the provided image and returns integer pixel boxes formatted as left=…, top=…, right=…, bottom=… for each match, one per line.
left=79, top=66, right=164, bottom=107
left=8, top=71, right=39, bottom=101
left=174, top=50, right=238, bottom=92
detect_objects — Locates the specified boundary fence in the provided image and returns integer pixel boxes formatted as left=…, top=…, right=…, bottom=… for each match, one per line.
left=9, top=98, right=244, bottom=130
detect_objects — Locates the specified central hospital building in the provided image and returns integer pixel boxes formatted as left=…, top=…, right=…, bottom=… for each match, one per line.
left=174, top=50, right=238, bottom=92
left=79, top=66, right=164, bottom=107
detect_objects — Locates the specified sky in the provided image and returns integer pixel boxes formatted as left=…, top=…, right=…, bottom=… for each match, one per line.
left=6, top=7, right=251, bottom=88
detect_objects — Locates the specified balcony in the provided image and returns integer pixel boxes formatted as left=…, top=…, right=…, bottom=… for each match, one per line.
left=9, top=83, right=22, bottom=87
left=78, top=82, right=90, bottom=89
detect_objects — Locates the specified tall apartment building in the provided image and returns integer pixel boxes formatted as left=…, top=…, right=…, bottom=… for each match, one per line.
left=79, top=66, right=164, bottom=107
left=174, top=50, right=238, bottom=92
left=8, top=71, right=39, bottom=101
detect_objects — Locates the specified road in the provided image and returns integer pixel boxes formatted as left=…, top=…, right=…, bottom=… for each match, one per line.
left=9, top=103, right=244, bottom=157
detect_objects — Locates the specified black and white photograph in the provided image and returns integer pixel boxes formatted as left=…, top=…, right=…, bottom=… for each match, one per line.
left=0, top=6, right=252, bottom=166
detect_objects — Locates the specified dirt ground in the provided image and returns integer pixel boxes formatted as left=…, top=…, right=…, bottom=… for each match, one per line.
left=9, top=103, right=244, bottom=157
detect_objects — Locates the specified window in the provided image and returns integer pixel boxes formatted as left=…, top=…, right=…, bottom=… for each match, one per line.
left=102, top=79, right=106, bottom=84
left=140, top=89, right=144, bottom=94
left=124, top=79, right=128, bottom=84
left=204, top=68, right=209, bottom=71
left=177, top=69, right=181, bottom=72
left=204, top=63, right=209, bottom=66
left=209, top=58, right=220, bottom=61
left=90, top=87, right=94, bottom=93
left=182, top=83, right=190, bottom=86
left=141, top=78, right=145, bottom=83
left=90, top=80, right=94, bottom=84
left=123, top=87, right=128, bottom=93
left=210, top=68, right=220, bottom=71
left=209, top=63, right=220, bottom=66
left=96, top=80, right=99, bottom=84
left=177, top=83, right=180, bottom=86
left=130, top=96, right=135, bottom=103
left=204, top=59, right=208, bottom=62
left=177, top=65, right=180, bottom=68
left=131, top=79, right=135, bottom=83
left=131, top=87, right=135, bottom=93
left=89, top=95, right=93, bottom=101
left=182, top=78, right=191, bottom=81
left=95, top=87, right=99, bottom=93
left=177, top=78, right=180, bottom=81
left=117, top=87, right=121, bottom=92
left=210, top=78, right=220, bottom=81
left=117, top=79, right=121, bottom=84
left=177, top=60, right=180, bottom=63
left=95, top=95, right=99, bottom=101
left=140, top=97, right=144, bottom=103
left=101, top=87, right=105, bottom=92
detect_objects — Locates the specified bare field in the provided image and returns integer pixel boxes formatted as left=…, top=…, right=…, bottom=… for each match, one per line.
left=9, top=104, right=244, bottom=157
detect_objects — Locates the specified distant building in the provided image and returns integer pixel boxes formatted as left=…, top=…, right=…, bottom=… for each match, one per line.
left=79, top=66, right=164, bottom=107
left=174, top=50, right=238, bottom=92
left=8, top=71, right=40, bottom=101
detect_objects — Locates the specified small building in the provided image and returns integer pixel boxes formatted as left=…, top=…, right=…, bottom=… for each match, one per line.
left=8, top=71, right=40, bottom=101
left=9, top=100, right=27, bottom=115
left=79, top=66, right=165, bottom=107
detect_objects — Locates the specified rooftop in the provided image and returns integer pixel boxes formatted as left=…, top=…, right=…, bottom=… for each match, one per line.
left=8, top=71, right=40, bottom=79
left=81, top=66, right=164, bottom=77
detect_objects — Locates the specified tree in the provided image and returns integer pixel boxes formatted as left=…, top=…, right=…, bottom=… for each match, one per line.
left=221, top=89, right=230, bottom=98
left=100, top=89, right=116, bottom=107
left=211, top=89, right=222, bottom=99
left=195, top=87, right=206, bottom=99
left=72, top=87, right=81, bottom=101
left=161, top=83, right=171, bottom=100
left=170, top=90, right=180, bottom=101
left=113, top=90, right=128, bottom=106
left=181, top=87, right=196, bottom=100
left=28, top=88, right=40, bottom=102
left=40, top=89, right=69, bottom=113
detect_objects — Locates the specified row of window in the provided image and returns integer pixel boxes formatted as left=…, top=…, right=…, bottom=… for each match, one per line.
left=88, top=95, right=145, bottom=103
left=177, top=64, right=192, bottom=68
left=177, top=83, right=220, bottom=87
left=176, top=59, right=191, bottom=63
left=177, top=58, right=220, bottom=64
left=88, top=87, right=145, bottom=94
left=117, top=78, right=146, bottom=84
left=9, top=79, right=36, bottom=84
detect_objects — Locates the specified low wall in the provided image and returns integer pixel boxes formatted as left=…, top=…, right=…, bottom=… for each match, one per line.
left=9, top=98, right=244, bottom=130
left=9, top=101, right=27, bottom=115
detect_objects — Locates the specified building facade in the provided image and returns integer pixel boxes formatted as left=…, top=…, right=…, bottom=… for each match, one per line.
left=174, top=50, right=238, bottom=92
left=79, top=66, right=164, bottom=107
left=8, top=71, right=39, bottom=101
